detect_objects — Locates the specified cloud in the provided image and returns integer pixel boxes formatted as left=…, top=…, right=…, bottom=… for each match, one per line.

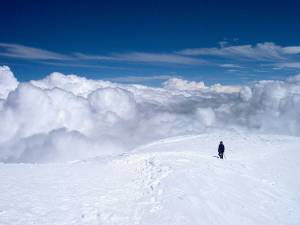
left=0, top=43, right=206, bottom=66
left=163, top=78, right=241, bottom=93
left=1, top=66, right=300, bottom=163
left=275, top=62, right=300, bottom=69
left=282, top=46, right=300, bottom=54
left=113, top=52, right=205, bottom=65
left=287, top=74, right=300, bottom=83
left=210, top=83, right=241, bottom=93
left=178, top=42, right=300, bottom=61
left=163, top=78, right=207, bottom=90
left=30, top=71, right=116, bottom=97
left=75, top=52, right=206, bottom=65
left=2, top=42, right=300, bottom=75
left=0, top=65, right=18, bottom=99
left=107, top=75, right=176, bottom=83
left=42, top=61, right=125, bottom=70
left=0, top=43, right=72, bottom=60
left=219, top=64, right=243, bottom=68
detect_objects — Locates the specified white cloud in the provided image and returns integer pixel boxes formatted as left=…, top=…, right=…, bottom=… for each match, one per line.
left=0, top=43, right=205, bottom=66
left=275, top=62, right=300, bottom=69
left=0, top=66, right=18, bottom=99
left=30, top=72, right=116, bottom=97
left=163, top=78, right=241, bottom=93
left=282, top=46, right=300, bottom=54
left=210, top=83, right=241, bottom=93
left=107, top=75, right=176, bottom=83
left=219, top=64, right=243, bottom=68
left=196, top=108, right=216, bottom=126
left=88, top=87, right=137, bottom=121
left=163, top=78, right=207, bottom=90
left=178, top=42, right=300, bottom=61
left=76, top=52, right=206, bottom=65
left=287, top=74, right=300, bottom=83
left=0, top=43, right=72, bottom=60
left=1, top=66, right=300, bottom=163
left=115, top=52, right=205, bottom=65
left=42, top=61, right=122, bottom=70
left=2, top=42, right=300, bottom=73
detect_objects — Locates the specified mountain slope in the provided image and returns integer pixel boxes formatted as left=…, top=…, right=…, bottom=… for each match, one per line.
left=0, top=131, right=299, bottom=225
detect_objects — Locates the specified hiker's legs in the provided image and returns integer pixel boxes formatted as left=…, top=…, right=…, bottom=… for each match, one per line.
left=219, top=153, right=223, bottom=159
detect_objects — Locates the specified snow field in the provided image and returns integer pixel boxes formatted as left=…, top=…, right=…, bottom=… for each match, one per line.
left=0, top=131, right=299, bottom=225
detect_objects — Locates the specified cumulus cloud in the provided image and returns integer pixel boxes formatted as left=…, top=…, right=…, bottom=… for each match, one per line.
left=0, top=66, right=18, bottom=99
left=0, top=66, right=300, bottom=163
left=163, top=78, right=240, bottom=93
left=163, top=78, right=207, bottom=90
left=107, top=75, right=176, bottom=83
left=287, top=74, right=300, bottom=83
left=88, top=87, right=137, bottom=121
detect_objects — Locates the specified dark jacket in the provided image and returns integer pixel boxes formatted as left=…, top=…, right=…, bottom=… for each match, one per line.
left=218, top=143, right=225, bottom=153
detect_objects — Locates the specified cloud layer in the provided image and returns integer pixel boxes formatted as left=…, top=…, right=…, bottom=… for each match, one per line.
left=0, top=66, right=300, bottom=163
left=1, top=42, right=300, bottom=70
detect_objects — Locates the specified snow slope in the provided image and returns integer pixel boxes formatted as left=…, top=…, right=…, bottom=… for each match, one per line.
left=0, top=130, right=299, bottom=225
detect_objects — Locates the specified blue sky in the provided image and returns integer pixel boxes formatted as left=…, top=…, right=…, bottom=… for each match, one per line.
left=1, top=0, right=300, bottom=85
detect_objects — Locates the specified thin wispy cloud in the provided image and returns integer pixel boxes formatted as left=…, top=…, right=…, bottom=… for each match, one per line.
left=1, top=42, right=300, bottom=76
left=0, top=43, right=73, bottom=60
left=76, top=52, right=206, bottom=65
left=115, top=52, right=205, bottom=65
left=177, top=42, right=300, bottom=61
left=219, top=63, right=243, bottom=68
left=43, top=61, right=126, bottom=70
left=275, top=62, right=300, bottom=69
left=225, top=69, right=239, bottom=73
left=73, top=53, right=115, bottom=61
left=282, top=46, right=300, bottom=54
left=0, top=43, right=206, bottom=66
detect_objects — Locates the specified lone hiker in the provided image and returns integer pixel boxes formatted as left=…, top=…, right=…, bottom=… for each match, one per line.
left=218, top=141, right=225, bottom=159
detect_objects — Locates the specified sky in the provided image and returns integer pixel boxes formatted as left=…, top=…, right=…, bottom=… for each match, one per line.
left=1, top=0, right=300, bottom=85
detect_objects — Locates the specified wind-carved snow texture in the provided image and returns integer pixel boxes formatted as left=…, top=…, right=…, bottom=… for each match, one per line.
left=1, top=65, right=300, bottom=163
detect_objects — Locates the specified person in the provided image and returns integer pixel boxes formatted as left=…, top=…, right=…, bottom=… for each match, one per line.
left=218, top=141, right=225, bottom=159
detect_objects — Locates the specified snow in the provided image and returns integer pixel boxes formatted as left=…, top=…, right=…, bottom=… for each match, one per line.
left=0, top=131, right=299, bottom=225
